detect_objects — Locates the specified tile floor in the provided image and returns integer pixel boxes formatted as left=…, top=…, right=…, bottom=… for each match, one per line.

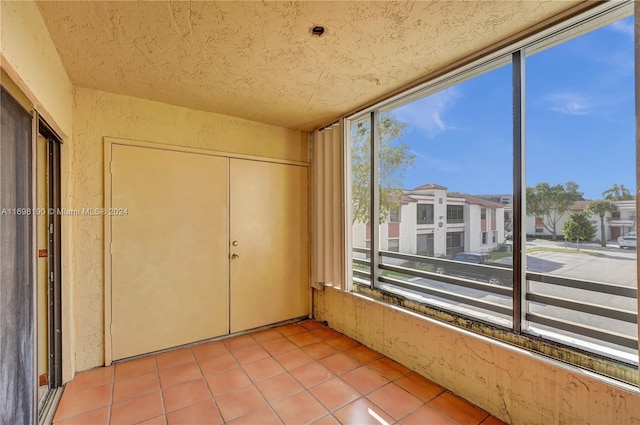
left=52, top=320, right=506, bottom=425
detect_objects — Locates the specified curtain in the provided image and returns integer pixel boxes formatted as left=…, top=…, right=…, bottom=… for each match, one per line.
left=311, top=121, right=344, bottom=289
left=0, top=86, right=34, bottom=425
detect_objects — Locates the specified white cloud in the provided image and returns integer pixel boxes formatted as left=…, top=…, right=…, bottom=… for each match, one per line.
left=391, top=86, right=460, bottom=138
left=546, top=93, right=590, bottom=116
left=610, top=18, right=633, bottom=37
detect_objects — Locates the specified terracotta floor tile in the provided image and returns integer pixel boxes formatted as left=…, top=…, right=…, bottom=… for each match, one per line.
left=166, top=399, right=223, bottom=425
left=231, top=344, right=270, bottom=364
left=156, top=348, right=195, bottom=370
left=54, top=323, right=503, bottom=425
left=255, top=372, right=304, bottom=403
left=227, top=406, right=283, bottom=425
left=367, top=383, right=422, bottom=420
left=308, top=377, right=361, bottom=411
left=53, top=383, right=112, bottom=421
left=290, top=362, right=335, bottom=388
left=225, top=334, right=259, bottom=350
left=341, top=366, right=390, bottom=395
left=215, top=385, right=267, bottom=421
left=344, top=345, right=383, bottom=365
left=198, top=352, right=237, bottom=375
left=252, top=329, right=284, bottom=343
left=310, top=328, right=342, bottom=341
left=205, top=367, right=252, bottom=396
left=163, top=378, right=211, bottom=413
left=113, top=371, right=160, bottom=403
left=481, top=416, right=509, bottom=425
left=429, top=392, right=489, bottom=425
left=326, top=336, right=360, bottom=351
left=261, top=337, right=298, bottom=356
left=242, top=357, right=286, bottom=382
left=274, top=348, right=314, bottom=371
left=299, top=320, right=325, bottom=331
left=159, top=362, right=202, bottom=389
left=138, top=415, right=167, bottom=424
left=395, top=372, right=444, bottom=403
left=192, top=341, right=228, bottom=362
left=110, top=391, right=164, bottom=424
left=311, top=415, right=340, bottom=424
left=302, top=342, right=339, bottom=360
left=287, top=332, right=323, bottom=347
left=333, top=398, right=395, bottom=425
left=272, top=391, right=329, bottom=424
left=275, top=323, right=307, bottom=336
left=367, top=357, right=410, bottom=380
left=320, top=352, right=360, bottom=376
left=52, top=406, right=109, bottom=425
left=400, top=405, right=456, bottom=425
left=115, top=356, right=157, bottom=381
left=63, top=367, right=114, bottom=394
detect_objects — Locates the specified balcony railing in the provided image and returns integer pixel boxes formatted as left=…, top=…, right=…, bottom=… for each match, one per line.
left=352, top=247, right=638, bottom=363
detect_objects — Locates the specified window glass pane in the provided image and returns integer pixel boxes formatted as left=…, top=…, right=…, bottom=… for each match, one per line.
left=372, top=62, right=514, bottom=327
left=525, top=15, right=637, bottom=363
left=351, top=116, right=372, bottom=286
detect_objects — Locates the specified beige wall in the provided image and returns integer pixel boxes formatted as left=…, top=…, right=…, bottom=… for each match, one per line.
left=314, top=287, right=640, bottom=424
left=1, top=0, right=75, bottom=383
left=72, top=87, right=305, bottom=371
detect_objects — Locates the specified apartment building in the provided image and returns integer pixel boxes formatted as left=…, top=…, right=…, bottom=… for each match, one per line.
left=353, top=184, right=505, bottom=257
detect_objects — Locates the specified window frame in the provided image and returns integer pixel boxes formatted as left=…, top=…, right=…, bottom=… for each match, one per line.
left=344, top=0, right=637, bottom=383
left=417, top=203, right=434, bottom=225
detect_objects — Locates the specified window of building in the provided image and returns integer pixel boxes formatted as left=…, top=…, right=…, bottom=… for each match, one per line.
left=389, top=206, right=400, bottom=223
left=388, top=239, right=399, bottom=252
left=347, top=1, right=636, bottom=382
left=417, top=234, right=435, bottom=256
left=417, top=204, right=434, bottom=225
left=447, top=205, right=464, bottom=224
left=446, top=232, right=464, bottom=257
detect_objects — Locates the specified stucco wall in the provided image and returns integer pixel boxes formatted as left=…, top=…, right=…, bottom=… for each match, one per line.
left=314, top=286, right=640, bottom=424
left=72, top=87, right=305, bottom=372
left=1, top=0, right=75, bottom=384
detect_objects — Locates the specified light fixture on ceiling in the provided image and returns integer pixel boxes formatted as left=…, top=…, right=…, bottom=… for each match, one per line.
left=311, top=26, right=325, bottom=37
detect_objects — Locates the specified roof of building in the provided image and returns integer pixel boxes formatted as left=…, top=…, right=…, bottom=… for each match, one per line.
left=451, top=193, right=505, bottom=208
left=412, top=183, right=448, bottom=191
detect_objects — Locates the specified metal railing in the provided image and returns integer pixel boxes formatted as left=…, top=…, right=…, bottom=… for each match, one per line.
left=353, top=248, right=638, bottom=357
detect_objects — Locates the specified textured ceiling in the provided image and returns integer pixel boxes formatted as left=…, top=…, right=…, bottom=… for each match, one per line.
left=37, top=1, right=583, bottom=131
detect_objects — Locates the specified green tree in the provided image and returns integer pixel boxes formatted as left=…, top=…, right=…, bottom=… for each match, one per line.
left=587, top=200, right=618, bottom=247
left=602, top=183, right=634, bottom=201
left=351, top=115, right=415, bottom=224
left=563, top=211, right=596, bottom=250
left=526, top=181, right=582, bottom=241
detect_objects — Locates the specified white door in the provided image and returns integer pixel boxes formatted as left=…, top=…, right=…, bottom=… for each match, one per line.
left=110, top=145, right=229, bottom=360
left=229, top=159, right=309, bottom=332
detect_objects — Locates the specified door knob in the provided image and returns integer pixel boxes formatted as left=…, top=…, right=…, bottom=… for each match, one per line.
left=232, top=240, right=239, bottom=246
left=231, top=253, right=240, bottom=260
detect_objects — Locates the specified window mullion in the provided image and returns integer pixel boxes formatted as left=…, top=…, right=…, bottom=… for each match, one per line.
left=370, top=110, right=380, bottom=288
left=512, top=49, right=526, bottom=334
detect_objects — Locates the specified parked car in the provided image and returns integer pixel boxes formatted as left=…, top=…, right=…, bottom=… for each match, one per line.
left=618, top=233, right=637, bottom=249
left=505, top=231, right=513, bottom=241
left=433, top=252, right=511, bottom=286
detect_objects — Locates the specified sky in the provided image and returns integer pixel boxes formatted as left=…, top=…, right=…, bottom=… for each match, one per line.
left=384, top=15, right=635, bottom=200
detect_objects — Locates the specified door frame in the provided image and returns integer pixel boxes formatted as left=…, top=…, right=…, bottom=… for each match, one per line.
left=103, top=137, right=310, bottom=365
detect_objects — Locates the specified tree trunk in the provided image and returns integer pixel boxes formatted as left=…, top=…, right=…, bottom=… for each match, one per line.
left=599, top=214, right=606, bottom=247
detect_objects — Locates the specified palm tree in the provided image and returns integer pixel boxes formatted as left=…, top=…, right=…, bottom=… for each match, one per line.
left=602, top=184, right=634, bottom=201
left=587, top=200, right=619, bottom=247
